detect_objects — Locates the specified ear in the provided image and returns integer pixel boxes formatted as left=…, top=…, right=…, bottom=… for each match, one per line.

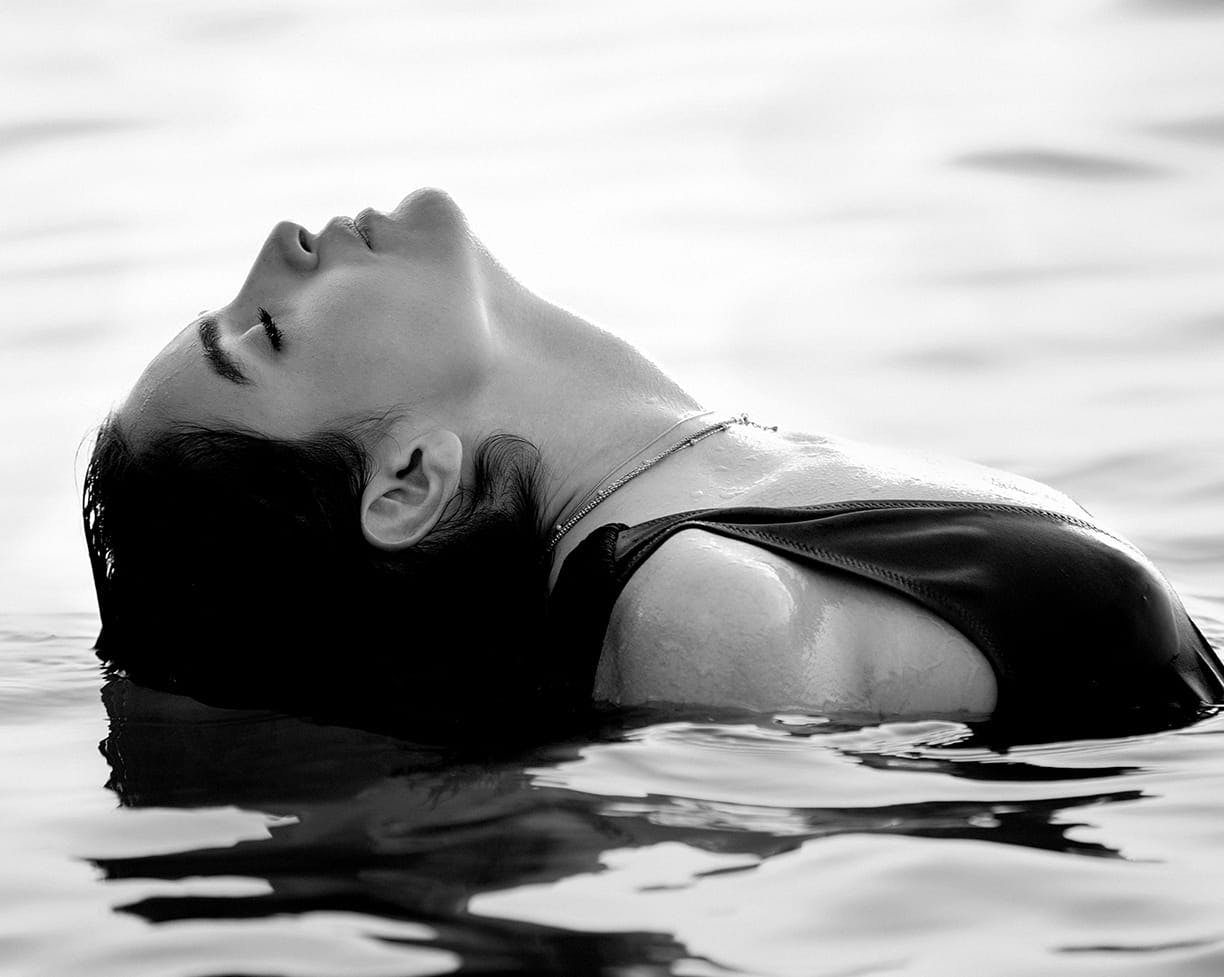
left=360, top=422, right=464, bottom=551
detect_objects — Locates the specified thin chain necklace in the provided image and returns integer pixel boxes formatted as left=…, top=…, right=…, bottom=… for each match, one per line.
left=546, top=413, right=777, bottom=552
left=563, top=408, right=715, bottom=519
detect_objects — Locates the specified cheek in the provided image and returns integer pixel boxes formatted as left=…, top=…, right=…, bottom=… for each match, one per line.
left=293, top=270, right=490, bottom=412
left=288, top=317, right=449, bottom=420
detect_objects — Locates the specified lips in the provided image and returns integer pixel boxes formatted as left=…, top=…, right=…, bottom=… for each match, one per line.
left=338, top=214, right=372, bottom=250
left=351, top=209, right=377, bottom=249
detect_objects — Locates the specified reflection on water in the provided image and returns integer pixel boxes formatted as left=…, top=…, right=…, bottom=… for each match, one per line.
left=92, top=679, right=1169, bottom=973
left=4, top=0, right=1224, bottom=973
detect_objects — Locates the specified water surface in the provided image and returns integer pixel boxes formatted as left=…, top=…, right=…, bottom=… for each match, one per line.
left=3, top=1, right=1224, bottom=974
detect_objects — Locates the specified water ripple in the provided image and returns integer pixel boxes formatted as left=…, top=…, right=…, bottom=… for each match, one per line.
left=954, top=148, right=1168, bottom=181
left=0, top=118, right=147, bottom=156
left=1146, top=112, right=1224, bottom=145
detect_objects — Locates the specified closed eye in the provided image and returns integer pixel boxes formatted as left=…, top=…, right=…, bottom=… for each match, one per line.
left=258, top=307, right=283, bottom=352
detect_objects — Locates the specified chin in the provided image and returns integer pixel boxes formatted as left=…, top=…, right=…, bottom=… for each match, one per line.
left=392, top=187, right=467, bottom=227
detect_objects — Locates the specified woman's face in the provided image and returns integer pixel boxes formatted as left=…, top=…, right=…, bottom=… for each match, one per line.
left=122, top=189, right=494, bottom=441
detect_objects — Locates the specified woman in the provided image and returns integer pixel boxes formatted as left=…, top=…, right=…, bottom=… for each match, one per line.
left=83, top=188, right=1224, bottom=736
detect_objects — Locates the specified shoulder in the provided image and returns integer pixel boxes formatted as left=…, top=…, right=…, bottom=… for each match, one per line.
left=619, top=528, right=799, bottom=630
left=592, top=523, right=999, bottom=715
left=595, top=528, right=807, bottom=706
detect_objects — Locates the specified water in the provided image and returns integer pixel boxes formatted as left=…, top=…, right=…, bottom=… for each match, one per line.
left=3, top=1, right=1224, bottom=974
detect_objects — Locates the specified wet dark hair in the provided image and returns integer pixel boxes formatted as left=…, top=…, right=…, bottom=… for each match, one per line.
left=82, top=414, right=555, bottom=728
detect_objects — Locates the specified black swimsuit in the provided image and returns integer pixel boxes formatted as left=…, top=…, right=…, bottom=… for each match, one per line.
left=546, top=499, right=1224, bottom=735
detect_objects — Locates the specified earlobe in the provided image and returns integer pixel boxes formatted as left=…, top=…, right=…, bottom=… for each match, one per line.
left=360, top=424, right=463, bottom=551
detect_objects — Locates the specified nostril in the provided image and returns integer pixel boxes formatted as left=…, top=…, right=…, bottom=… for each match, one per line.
left=297, top=225, right=312, bottom=253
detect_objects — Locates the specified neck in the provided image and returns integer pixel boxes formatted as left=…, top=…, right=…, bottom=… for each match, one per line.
left=458, top=265, right=704, bottom=551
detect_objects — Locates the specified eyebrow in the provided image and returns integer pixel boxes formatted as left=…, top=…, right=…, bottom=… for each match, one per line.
left=198, top=317, right=251, bottom=386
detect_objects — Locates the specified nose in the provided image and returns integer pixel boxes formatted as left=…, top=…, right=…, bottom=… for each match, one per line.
left=235, top=221, right=316, bottom=302
left=258, top=221, right=316, bottom=273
